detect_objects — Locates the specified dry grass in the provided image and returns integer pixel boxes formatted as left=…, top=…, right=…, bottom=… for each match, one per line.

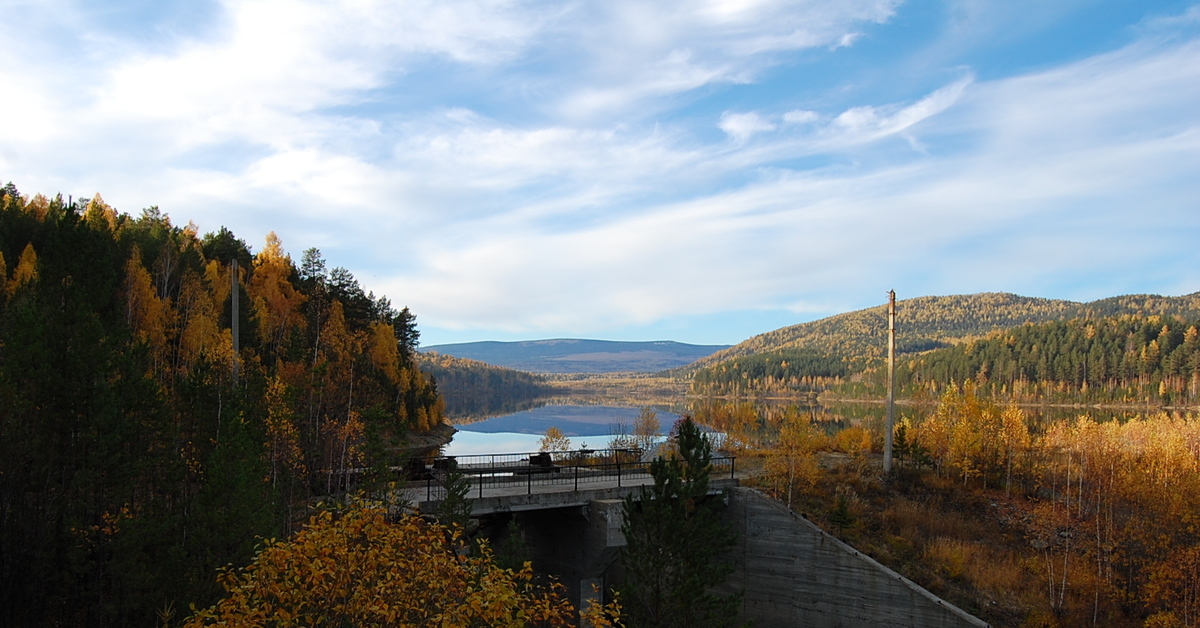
left=755, top=457, right=1140, bottom=628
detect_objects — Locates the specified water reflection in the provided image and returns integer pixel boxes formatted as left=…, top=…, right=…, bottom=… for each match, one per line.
left=446, top=404, right=681, bottom=456
left=443, top=394, right=1168, bottom=457
left=456, top=404, right=678, bottom=437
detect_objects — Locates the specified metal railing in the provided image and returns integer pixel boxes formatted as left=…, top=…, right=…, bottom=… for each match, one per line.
left=408, top=447, right=736, bottom=502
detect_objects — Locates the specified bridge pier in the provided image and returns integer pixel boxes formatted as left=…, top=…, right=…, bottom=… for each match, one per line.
left=480, top=499, right=626, bottom=611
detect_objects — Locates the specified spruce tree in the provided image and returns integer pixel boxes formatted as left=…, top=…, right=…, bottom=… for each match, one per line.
left=619, top=417, right=741, bottom=628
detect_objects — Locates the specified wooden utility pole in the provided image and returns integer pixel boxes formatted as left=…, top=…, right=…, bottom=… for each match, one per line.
left=883, top=290, right=896, bottom=473
left=231, top=259, right=240, bottom=386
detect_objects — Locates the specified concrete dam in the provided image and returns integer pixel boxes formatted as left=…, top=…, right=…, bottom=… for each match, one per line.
left=408, top=451, right=989, bottom=627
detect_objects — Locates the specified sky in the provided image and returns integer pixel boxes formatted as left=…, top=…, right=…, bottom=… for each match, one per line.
left=2, top=0, right=1198, bottom=347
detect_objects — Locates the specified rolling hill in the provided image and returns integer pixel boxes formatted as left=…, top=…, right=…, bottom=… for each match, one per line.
left=683, top=291, right=1200, bottom=374
left=420, top=339, right=731, bottom=374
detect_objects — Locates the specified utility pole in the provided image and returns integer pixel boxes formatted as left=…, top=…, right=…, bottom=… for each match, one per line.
left=231, top=259, right=240, bottom=387
left=883, top=290, right=896, bottom=474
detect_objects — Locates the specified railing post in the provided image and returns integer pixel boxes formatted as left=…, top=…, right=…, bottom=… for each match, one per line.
left=528, top=467, right=532, bottom=495
left=478, top=471, right=483, bottom=500
left=574, top=464, right=579, bottom=492
left=617, top=461, right=621, bottom=488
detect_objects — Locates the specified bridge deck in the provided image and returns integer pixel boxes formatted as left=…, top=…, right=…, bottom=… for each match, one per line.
left=397, top=448, right=738, bottom=516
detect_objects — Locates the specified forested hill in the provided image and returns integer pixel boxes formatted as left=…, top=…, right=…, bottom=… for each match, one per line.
left=0, top=185, right=444, bottom=624
left=423, top=338, right=730, bottom=373
left=685, top=291, right=1200, bottom=372
left=886, top=315, right=1200, bottom=405
left=418, top=351, right=554, bottom=418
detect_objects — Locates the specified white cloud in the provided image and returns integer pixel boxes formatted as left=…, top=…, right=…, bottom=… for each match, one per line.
left=719, top=111, right=777, bottom=142
left=783, top=110, right=819, bottom=124
left=2, top=1, right=1198, bottom=344
left=547, top=0, right=901, bottom=119
left=380, top=37, right=1199, bottom=337
left=831, top=77, right=972, bottom=139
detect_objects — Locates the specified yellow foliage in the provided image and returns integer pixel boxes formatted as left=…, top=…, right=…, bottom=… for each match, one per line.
left=319, top=300, right=354, bottom=366
left=8, top=243, right=38, bottom=295
left=26, top=194, right=51, bottom=221
left=183, top=502, right=617, bottom=627
left=910, top=381, right=1029, bottom=486
left=1143, top=546, right=1200, bottom=628
left=764, top=410, right=821, bottom=507
left=84, top=193, right=119, bottom=230
left=250, top=233, right=307, bottom=356
left=176, top=270, right=224, bottom=370
left=264, top=377, right=305, bottom=486
left=123, top=247, right=173, bottom=375
left=203, top=260, right=231, bottom=312
left=367, top=321, right=402, bottom=384
left=834, top=425, right=872, bottom=455
left=539, top=426, right=572, bottom=453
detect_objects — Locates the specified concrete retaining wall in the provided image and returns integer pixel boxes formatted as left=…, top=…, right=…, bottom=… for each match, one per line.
left=721, top=487, right=989, bottom=628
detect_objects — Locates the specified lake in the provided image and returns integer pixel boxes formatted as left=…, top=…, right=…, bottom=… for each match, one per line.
left=441, top=397, right=1158, bottom=457
left=444, top=404, right=680, bottom=456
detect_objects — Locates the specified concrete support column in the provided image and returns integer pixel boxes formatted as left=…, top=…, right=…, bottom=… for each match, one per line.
left=517, top=499, right=627, bottom=612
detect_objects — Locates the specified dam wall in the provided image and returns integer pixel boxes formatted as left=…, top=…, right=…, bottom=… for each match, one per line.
left=721, top=487, right=989, bottom=628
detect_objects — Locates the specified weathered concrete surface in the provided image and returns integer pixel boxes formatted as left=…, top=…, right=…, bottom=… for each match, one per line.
left=721, top=487, right=989, bottom=628
left=511, top=499, right=626, bottom=609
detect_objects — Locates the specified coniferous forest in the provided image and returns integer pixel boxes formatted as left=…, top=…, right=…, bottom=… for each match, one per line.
left=0, top=185, right=444, bottom=624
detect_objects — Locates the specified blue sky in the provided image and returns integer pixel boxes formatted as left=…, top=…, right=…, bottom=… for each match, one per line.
left=2, top=0, right=1198, bottom=347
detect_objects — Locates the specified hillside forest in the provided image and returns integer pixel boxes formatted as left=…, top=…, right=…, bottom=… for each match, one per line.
left=0, top=185, right=445, bottom=624
left=418, top=351, right=554, bottom=418
left=688, top=293, right=1200, bottom=407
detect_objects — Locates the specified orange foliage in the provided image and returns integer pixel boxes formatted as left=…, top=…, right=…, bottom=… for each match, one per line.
left=182, top=502, right=619, bottom=628
left=833, top=425, right=873, bottom=455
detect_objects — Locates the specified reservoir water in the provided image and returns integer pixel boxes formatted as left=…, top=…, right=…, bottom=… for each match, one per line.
left=439, top=397, right=1149, bottom=457
left=444, top=404, right=680, bottom=456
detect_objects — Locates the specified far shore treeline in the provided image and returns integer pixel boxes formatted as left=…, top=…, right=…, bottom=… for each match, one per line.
left=0, top=184, right=444, bottom=624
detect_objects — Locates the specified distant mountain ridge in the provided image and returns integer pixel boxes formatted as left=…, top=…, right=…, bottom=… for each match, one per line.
left=683, top=291, right=1200, bottom=373
left=421, top=339, right=731, bottom=374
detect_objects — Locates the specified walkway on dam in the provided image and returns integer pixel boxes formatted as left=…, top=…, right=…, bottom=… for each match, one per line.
left=398, top=447, right=739, bottom=516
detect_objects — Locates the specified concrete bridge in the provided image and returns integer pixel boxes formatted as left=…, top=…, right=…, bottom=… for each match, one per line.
left=397, top=449, right=988, bottom=628
left=400, top=447, right=738, bottom=516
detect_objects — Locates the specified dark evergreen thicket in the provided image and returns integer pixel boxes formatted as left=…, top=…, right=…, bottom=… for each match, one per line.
left=0, top=185, right=443, bottom=625
left=890, top=316, right=1200, bottom=404
left=619, top=417, right=742, bottom=628
left=688, top=348, right=850, bottom=396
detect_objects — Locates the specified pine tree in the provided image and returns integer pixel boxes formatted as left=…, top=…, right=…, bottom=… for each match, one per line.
left=619, top=417, right=741, bottom=627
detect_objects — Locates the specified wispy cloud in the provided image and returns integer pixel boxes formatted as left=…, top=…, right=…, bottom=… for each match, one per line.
left=1, top=1, right=1197, bottom=344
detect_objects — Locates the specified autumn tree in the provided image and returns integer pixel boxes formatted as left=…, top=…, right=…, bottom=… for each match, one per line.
left=8, top=242, right=38, bottom=295
left=0, top=184, right=448, bottom=624
left=183, top=501, right=621, bottom=628
left=123, top=246, right=172, bottom=377
left=540, top=426, right=572, bottom=453
left=764, top=408, right=821, bottom=508
left=248, top=232, right=307, bottom=361
left=633, top=406, right=661, bottom=453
